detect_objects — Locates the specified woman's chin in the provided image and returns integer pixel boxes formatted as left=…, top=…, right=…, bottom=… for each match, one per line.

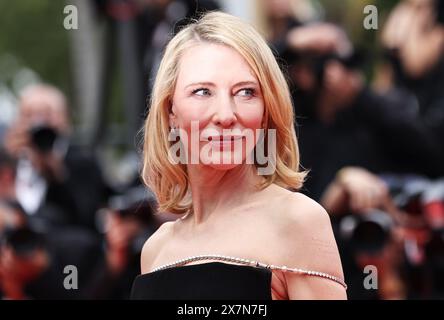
left=206, top=162, right=241, bottom=171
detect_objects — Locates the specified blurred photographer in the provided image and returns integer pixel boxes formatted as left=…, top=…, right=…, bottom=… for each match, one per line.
left=387, top=177, right=444, bottom=298
left=0, top=219, right=102, bottom=300
left=1, top=154, right=43, bottom=300
left=323, top=168, right=444, bottom=298
left=0, top=148, right=17, bottom=202
left=281, top=23, right=387, bottom=200
left=0, top=227, right=50, bottom=300
left=321, top=166, right=407, bottom=300
left=382, top=0, right=444, bottom=82
left=261, top=0, right=321, bottom=51
left=283, top=22, right=444, bottom=201
left=1, top=145, right=103, bottom=299
left=374, top=0, right=444, bottom=173
left=84, top=187, right=161, bottom=299
left=4, top=84, right=110, bottom=232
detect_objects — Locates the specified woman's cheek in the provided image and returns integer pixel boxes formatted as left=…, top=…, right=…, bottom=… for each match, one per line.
left=178, top=100, right=213, bottom=128
left=237, top=102, right=264, bottom=129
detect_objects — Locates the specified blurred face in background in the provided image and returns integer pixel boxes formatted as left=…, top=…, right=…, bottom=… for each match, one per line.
left=264, top=0, right=294, bottom=19
left=18, top=85, right=70, bottom=134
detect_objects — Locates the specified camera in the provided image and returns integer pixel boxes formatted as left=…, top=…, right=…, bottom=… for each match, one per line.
left=339, top=209, right=394, bottom=254
left=281, top=45, right=364, bottom=85
left=97, top=186, right=157, bottom=234
left=1, top=226, right=47, bottom=257
left=97, top=187, right=158, bottom=255
left=29, top=125, right=60, bottom=154
left=436, top=0, right=444, bottom=25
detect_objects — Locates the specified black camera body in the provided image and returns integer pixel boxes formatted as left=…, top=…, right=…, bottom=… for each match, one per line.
left=436, top=0, right=444, bottom=25
left=29, top=125, right=60, bottom=154
left=107, top=187, right=156, bottom=226
left=282, top=42, right=363, bottom=77
left=1, top=226, right=47, bottom=257
left=339, top=209, right=394, bottom=254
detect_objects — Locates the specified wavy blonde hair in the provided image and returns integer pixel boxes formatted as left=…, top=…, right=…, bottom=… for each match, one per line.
left=142, top=11, right=306, bottom=214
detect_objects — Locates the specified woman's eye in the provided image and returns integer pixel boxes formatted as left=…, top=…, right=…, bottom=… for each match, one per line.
left=237, top=88, right=255, bottom=97
left=192, top=88, right=211, bottom=96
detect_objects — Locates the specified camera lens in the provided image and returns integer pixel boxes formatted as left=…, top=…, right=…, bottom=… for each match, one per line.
left=2, top=227, right=46, bottom=256
left=352, top=220, right=389, bottom=253
left=340, top=210, right=394, bottom=254
left=29, top=125, right=59, bottom=153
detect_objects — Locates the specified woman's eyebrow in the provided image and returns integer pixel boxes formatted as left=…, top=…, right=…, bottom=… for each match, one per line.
left=232, top=80, right=259, bottom=88
left=184, top=80, right=259, bottom=89
left=185, top=82, right=215, bottom=89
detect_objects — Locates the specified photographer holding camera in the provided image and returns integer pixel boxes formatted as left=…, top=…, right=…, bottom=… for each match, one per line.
left=280, top=23, right=388, bottom=201
left=319, top=166, right=407, bottom=300
left=84, top=187, right=164, bottom=299
left=279, top=17, right=444, bottom=298
left=282, top=19, right=444, bottom=201
left=4, top=84, right=110, bottom=232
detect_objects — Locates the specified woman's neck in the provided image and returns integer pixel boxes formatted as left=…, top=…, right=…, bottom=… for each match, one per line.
left=185, top=164, right=265, bottom=226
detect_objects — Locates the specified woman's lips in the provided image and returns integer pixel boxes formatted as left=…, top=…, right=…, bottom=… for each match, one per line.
left=205, top=136, right=244, bottom=150
left=205, top=135, right=243, bottom=141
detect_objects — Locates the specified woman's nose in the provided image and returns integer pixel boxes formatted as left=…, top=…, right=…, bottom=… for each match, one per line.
left=212, top=95, right=237, bottom=128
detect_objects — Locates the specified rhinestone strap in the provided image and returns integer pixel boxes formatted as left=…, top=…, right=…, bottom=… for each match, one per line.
left=151, top=254, right=347, bottom=290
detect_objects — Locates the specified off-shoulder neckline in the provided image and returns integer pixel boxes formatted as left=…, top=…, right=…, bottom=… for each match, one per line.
left=136, top=261, right=271, bottom=280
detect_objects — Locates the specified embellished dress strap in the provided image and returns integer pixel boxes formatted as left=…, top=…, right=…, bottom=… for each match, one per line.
left=151, top=254, right=347, bottom=290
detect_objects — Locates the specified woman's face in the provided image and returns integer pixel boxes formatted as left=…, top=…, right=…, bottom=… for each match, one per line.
left=171, top=43, right=265, bottom=170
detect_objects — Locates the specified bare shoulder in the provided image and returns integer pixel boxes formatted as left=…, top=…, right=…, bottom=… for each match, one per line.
left=265, top=187, right=346, bottom=298
left=140, top=220, right=175, bottom=274
left=265, top=185, right=331, bottom=230
left=273, top=190, right=340, bottom=269
left=284, top=191, right=333, bottom=235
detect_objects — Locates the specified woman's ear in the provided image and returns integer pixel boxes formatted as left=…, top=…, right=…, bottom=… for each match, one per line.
left=169, top=105, right=176, bottom=128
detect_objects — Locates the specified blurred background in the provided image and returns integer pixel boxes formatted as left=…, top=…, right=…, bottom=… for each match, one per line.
left=1, top=0, right=444, bottom=300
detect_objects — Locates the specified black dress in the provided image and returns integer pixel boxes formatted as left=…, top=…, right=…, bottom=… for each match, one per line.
left=130, top=262, right=272, bottom=300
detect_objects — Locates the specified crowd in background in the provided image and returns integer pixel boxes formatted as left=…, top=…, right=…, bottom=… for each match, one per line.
left=1, top=0, right=444, bottom=299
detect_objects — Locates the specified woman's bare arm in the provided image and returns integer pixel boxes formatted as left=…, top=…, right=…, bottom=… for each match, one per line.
left=278, top=193, right=347, bottom=300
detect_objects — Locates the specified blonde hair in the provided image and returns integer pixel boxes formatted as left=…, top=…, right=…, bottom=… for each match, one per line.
left=142, top=11, right=306, bottom=214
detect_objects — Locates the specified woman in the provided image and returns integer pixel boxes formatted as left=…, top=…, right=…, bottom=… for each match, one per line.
left=131, top=11, right=347, bottom=300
